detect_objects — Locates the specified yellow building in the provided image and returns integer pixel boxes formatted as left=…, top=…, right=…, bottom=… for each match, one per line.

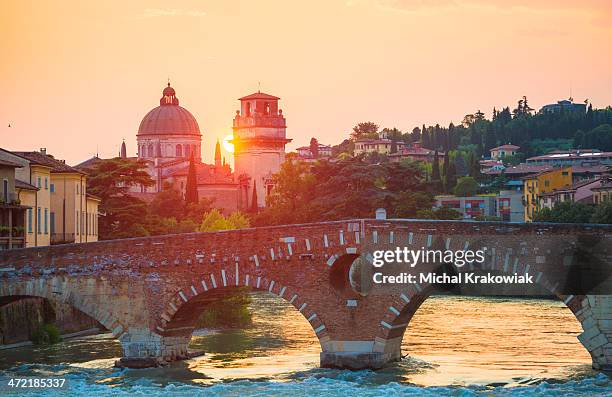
left=523, top=167, right=572, bottom=222
left=0, top=148, right=100, bottom=246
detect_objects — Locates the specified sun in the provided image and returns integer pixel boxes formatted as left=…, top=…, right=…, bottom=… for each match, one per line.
left=222, top=134, right=234, bottom=153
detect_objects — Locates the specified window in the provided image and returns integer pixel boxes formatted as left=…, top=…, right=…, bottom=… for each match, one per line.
left=2, top=179, right=7, bottom=202
left=76, top=183, right=79, bottom=195
left=44, top=177, right=48, bottom=190
left=37, top=177, right=41, bottom=188
left=50, top=212, right=55, bottom=234
left=176, top=144, right=182, bottom=157
left=544, top=180, right=550, bottom=187
left=50, top=183, right=55, bottom=193
left=82, top=211, right=85, bottom=235
left=76, top=211, right=79, bottom=235
left=44, top=208, right=48, bottom=234
left=27, top=208, right=33, bottom=233
left=37, top=207, right=41, bottom=234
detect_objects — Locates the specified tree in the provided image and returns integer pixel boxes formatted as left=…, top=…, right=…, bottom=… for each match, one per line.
left=393, top=192, right=432, bottom=218
left=446, top=159, right=457, bottom=194
left=351, top=122, right=379, bottom=139
left=256, top=157, right=428, bottom=226
left=580, top=124, right=612, bottom=151
left=185, top=154, right=199, bottom=204
left=442, top=150, right=450, bottom=193
left=416, top=207, right=462, bottom=220
left=591, top=202, right=612, bottom=224
left=309, top=137, right=319, bottom=159
left=199, top=209, right=250, bottom=232
left=534, top=201, right=595, bottom=223
left=250, top=181, right=259, bottom=213
left=453, top=176, right=479, bottom=196
left=149, top=183, right=185, bottom=220
left=85, top=158, right=154, bottom=239
left=431, top=150, right=441, bottom=190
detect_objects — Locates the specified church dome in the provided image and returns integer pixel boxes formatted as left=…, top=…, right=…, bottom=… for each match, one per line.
left=137, top=83, right=201, bottom=136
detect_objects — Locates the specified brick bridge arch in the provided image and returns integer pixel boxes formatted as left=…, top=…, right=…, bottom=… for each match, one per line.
left=0, top=219, right=610, bottom=370
left=151, top=270, right=329, bottom=362
left=0, top=277, right=124, bottom=338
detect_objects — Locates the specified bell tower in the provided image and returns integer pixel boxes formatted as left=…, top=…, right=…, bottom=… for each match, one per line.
left=233, top=91, right=291, bottom=209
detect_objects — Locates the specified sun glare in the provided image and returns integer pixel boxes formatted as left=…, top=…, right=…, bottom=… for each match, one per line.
left=223, top=135, right=234, bottom=153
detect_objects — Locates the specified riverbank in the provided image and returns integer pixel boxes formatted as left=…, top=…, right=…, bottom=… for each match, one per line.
left=0, top=327, right=103, bottom=350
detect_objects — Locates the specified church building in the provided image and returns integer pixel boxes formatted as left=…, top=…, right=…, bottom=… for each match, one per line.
left=80, top=82, right=291, bottom=213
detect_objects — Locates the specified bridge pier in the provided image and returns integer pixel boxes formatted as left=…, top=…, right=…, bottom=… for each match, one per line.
left=320, top=337, right=403, bottom=370
left=115, top=328, right=192, bottom=368
left=577, top=296, right=612, bottom=371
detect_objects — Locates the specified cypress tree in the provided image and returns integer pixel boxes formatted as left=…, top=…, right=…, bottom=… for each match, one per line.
left=185, top=153, right=199, bottom=204
left=432, top=150, right=441, bottom=184
left=250, top=180, right=259, bottom=213
left=442, top=150, right=450, bottom=192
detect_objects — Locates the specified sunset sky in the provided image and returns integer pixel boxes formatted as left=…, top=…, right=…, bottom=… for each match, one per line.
left=2, top=0, right=611, bottom=164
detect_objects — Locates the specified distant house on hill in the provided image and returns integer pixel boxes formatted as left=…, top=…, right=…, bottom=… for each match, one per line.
left=490, top=144, right=519, bottom=160
left=539, top=98, right=587, bottom=114
left=388, top=142, right=444, bottom=163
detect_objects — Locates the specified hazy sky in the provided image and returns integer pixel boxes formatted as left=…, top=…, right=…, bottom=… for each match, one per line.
left=2, top=0, right=611, bottom=165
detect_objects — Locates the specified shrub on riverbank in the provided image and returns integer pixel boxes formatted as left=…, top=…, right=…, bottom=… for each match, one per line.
left=195, top=288, right=252, bottom=329
left=31, top=323, right=61, bottom=345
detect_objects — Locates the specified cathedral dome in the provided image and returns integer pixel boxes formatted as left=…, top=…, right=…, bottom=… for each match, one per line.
left=137, top=83, right=201, bottom=136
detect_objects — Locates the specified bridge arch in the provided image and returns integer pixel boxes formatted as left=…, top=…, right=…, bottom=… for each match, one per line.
left=147, top=268, right=330, bottom=363
left=0, top=277, right=124, bottom=339
left=373, top=258, right=607, bottom=370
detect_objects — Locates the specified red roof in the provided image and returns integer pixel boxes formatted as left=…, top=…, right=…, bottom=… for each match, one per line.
left=239, top=92, right=280, bottom=101
left=13, top=151, right=84, bottom=174
left=0, top=159, right=22, bottom=168
left=15, top=180, right=38, bottom=191
left=484, top=164, right=551, bottom=176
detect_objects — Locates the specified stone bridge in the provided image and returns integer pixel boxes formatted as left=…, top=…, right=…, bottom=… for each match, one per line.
left=0, top=219, right=611, bottom=370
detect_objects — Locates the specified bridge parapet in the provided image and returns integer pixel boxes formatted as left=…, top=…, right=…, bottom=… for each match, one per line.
left=0, top=219, right=610, bottom=370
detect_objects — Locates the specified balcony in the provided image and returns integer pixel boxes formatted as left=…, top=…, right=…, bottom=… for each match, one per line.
left=0, top=204, right=28, bottom=250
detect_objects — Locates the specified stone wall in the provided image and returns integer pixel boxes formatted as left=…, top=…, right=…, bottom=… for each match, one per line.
left=0, top=219, right=610, bottom=368
left=0, top=297, right=101, bottom=345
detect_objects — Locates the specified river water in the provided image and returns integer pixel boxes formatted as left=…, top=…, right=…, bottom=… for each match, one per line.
left=1, top=295, right=610, bottom=396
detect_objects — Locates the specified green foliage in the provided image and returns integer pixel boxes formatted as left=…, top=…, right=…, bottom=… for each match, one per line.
left=185, top=154, right=199, bottom=204
left=85, top=158, right=154, bottom=239
left=591, top=202, right=612, bottom=224
left=416, top=206, right=463, bottom=220
left=194, top=288, right=252, bottom=329
left=529, top=139, right=574, bottom=155
left=84, top=158, right=219, bottom=239
left=255, top=157, right=431, bottom=225
left=453, top=176, right=479, bottom=197
left=575, top=124, right=612, bottom=151
left=393, top=192, right=433, bottom=218
left=383, top=100, right=612, bottom=161
left=199, top=209, right=250, bottom=232
left=501, top=153, right=524, bottom=166
left=351, top=121, right=379, bottom=139
left=534, top=201, right=595, bottom=223
left=331, top=139, right=355, bottom=158
left=149, top=184, right=185, bottom=219
left=31, top=323, right=61, bottom=345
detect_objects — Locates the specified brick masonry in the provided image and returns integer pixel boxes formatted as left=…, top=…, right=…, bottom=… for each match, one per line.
left=0, top=219, right=610, bottom=370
